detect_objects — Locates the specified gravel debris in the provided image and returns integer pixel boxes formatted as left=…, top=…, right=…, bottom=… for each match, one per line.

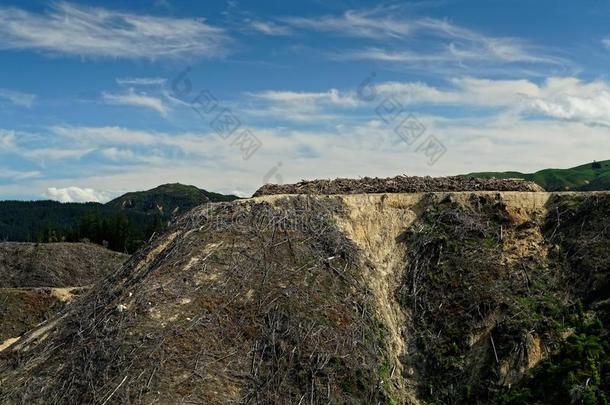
left=253, top=175, right=544, bottom=196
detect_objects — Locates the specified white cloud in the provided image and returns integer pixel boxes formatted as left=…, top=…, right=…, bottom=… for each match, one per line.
left=116, top=77, right=166, bottom=86
left=102, top=89, right=168, bottom=117
left=25, top=117, right=610, bottom=197
left=374, top=77, right=540, bottom=108
left=409, top=77, right=610, bottom=126
left=44, top=186, right=111, bottom=203
left=284, top=9, right=562, bottom=67
left=99, top=147, right=137, bottom=161
left=252, top=89, right=354, bottom=104
left=245, top=89, right=360, bottom=122
left=0, top=88, right=36, bottom=107
left=0, top=130, right=16, bottom=150
left=283, top=9, right=414, bottom=39
left=0, top=2, right=229, bottom=59
left=0, top=129, right=94, bottom=161
left=0, top=168, right=41, bottom=180
left=52, top=126, right=166, bottom=147
left=523, top=79, right=610, bottom=126
left=24, top=147, right=93, bottom=160
left=245, top=77, right=536, bottom=122
left=336, top=48, right=447, bottom=63
left=249, top=20, right=292, bottom=36
left=340, top=41, right=560, bottom=66
left=246, top=76, right=610, bottom=127
left=603, top=38, right=610, bottom=48
left=4, top=74, right=610, bottom=198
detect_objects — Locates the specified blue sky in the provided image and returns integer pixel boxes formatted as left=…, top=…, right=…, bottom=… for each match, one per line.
left=1, top=0, right=610, bottom=201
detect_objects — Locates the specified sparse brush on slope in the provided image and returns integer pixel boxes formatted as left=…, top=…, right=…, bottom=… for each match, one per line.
left=397, top=194, right=570, bottom=403
left=0, top=197, right=395, bottom=404
left=500, top=195, right=610, bottom=404
left=1, top=191, right=609, bottom=404
left=0, top=242, right=128, bottom=288
left=0, top=242, right=127, bottom=353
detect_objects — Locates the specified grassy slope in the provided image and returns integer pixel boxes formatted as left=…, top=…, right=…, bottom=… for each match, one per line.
left=465, top=160, right=610, bottom=191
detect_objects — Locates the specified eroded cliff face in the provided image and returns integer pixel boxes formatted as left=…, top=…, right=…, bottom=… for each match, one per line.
left=332, top=192, right=555, bottom=404
left=334, top=192, right=610, bottom=404
left=1, top=192, right=609, bottom=404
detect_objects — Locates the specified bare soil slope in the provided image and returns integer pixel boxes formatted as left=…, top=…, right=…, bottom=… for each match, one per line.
left=0, top=287, right=87, bottom=342
left=0, top=242, right=128, bottom=288
left=0, top=243, right=128, bottom=352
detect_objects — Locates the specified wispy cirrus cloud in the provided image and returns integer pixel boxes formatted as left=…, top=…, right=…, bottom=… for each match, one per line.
left=336, top=33, right=562, bottom=67
left=0, top=168, right=41, bottom=180
left=251, top=89, right=358, bottom=107
left=249, top=20, right=292, bottom=36
left=102, top=89, right=169, bottom=117
left=283, top=9, right=563, bottom=68
left=283, top=8, right=414, bottom=39
left=245, top=89, right=360, bottom=122
left=0, top=88, right=36, bottom=107
left=0, top=2, right=230, bottom=59
left=116, top=77, right=167, bottom=86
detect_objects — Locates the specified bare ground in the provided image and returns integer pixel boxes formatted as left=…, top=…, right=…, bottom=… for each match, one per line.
left=0, top=242, right=128, bottom=288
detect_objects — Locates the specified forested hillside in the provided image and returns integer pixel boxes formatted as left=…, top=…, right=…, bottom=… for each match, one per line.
left=0, top=184, right=238, bottom=253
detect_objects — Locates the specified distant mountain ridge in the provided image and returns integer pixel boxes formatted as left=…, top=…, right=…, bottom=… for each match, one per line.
left=107, top=183, right=238, bottom=216
left=464, top=159, right=610, bottom=191
left=0, top=184, right=239, bottom=252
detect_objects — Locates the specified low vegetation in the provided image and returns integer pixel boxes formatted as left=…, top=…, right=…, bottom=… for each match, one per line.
left=466, top=159, right=610, bottom=191
left=397, top=194, right=570, bottom=403
left=500, top=195, right=610, bottom=404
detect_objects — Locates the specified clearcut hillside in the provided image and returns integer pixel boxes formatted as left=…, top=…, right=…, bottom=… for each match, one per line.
left=1, top=180, right=608, bottom=404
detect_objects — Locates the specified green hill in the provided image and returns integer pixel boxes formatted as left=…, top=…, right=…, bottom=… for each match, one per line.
left=0, top=184, right=239, bottom=253
left=464, top=160, right=610, bottom=191
left=107, top=183, right=237, bottom=216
